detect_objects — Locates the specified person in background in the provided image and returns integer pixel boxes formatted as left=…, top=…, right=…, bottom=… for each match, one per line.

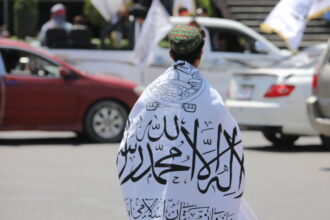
left=173, top=0, right=196, bottom=16
left=178, top=7, right=189, bottom=16
left=100, top=6, right=129, bottom=49
left=127, top=3, right=148, bottom=49
left=72, top=15, right=89, bottom=30
left=39, top=3, right=72, bottom=46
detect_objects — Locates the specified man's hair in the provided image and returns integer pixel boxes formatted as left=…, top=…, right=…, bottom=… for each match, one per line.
left=170, top=40, right=204, bottom=64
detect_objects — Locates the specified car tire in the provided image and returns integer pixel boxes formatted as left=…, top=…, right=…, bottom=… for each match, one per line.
left=320, top=135, right=330, bottom=147
left=84, top=100, right=128, bottom=143
left=75, top=132, right=88, bottom=141
left=262, top=131, right=299, bottom=146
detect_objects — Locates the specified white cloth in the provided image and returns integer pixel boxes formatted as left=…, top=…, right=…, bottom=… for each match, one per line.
left=260, top=0, right=312, bottom=51
left=133, top=0, right=172, bottom=69
left=238, top=199, right=259, bottom=220
left=261, top=0, right=330, bottom=51
left=51, top=3, right=65, bottom=13
left=308, top=0, right=330, bottom=19
left=117, top=60, right=246, bottom=220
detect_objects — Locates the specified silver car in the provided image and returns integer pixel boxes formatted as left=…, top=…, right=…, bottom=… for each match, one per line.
left=307, top=39, right=330, bottom=146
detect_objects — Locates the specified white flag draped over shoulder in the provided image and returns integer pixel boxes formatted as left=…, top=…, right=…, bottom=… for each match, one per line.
left=260, top=0, right=330, bottom=51
left=133, top=0, right=173, bottom=68
left=117, top=60, right=248, bottom=220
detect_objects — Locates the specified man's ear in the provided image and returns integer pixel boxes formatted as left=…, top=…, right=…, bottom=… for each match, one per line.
left=197, top=48, right=203, bottom=59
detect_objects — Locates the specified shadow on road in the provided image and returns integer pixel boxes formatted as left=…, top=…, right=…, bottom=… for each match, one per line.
left=320, top=167, right=330, bottom=172
left=0, top=137, right=106, bottom=146
left=245, top=144, right=330, bottom=153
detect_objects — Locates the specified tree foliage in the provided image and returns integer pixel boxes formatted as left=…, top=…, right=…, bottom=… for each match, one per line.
left=196, top=0, right=214, bottom=17
left=13, top=0, right=38, bottom=39
left=83, top=0, right=107, bottom=29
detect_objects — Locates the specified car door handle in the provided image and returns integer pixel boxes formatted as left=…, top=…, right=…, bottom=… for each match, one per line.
left=5, top=80, right=20, bottom=86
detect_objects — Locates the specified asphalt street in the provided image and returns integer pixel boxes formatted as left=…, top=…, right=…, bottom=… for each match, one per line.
left=0, top=131, right=329, bottom=220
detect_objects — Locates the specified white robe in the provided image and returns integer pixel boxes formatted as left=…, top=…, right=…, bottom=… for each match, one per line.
left=117, top=60, right=246, bottom=220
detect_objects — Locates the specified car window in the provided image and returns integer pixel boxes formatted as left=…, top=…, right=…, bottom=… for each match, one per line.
left=206, top=27, right=260, bottom=54
left=0, top=48, right=60, bottom=78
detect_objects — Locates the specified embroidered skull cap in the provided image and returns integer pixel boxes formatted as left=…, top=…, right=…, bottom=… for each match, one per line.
left=169, top=24, right=203, bottom=54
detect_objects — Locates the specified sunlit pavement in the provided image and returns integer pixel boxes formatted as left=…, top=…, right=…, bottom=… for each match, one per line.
left=0, top=131, right=329, bottom=220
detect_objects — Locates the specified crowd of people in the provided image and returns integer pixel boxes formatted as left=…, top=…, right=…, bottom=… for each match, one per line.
left=0, top=1, right=212, bottom=50
left=35, top=1, right=210, bottom=50
left=38, top=3, right=95, bottom=49
left=98, top=1, right=209, bottom=49
left=1, top=1, right=330, bottom=51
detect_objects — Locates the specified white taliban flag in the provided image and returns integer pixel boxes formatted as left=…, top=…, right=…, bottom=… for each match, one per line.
left=308, top=0, right=330, bottom=19
left=117, top=60, right=258, bottom=219
left=133, top=0, right=173, bottom=68
left=260, top=0, right=313, bottom=51
left=117, top=61, right=244, bottom=219
left=261, top=0, right=330, bottom=51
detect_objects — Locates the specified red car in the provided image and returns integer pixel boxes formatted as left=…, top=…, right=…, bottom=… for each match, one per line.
left=0, top=39, right=139, bottom=142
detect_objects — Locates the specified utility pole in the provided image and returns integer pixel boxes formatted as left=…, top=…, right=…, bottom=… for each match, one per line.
left=3, top=0, right=9, bottom=29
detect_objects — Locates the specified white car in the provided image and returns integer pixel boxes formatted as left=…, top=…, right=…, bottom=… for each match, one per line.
left=307, top=39, right=330, bottom=146
left=47, top=17, right=291, bottom=97
left=225, top=45, right=326, bottom=145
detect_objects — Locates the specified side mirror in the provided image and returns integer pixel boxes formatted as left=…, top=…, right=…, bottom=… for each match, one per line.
left=254, top=41, right=269, bottom=54
left=59, top=66, right=71, bottom=79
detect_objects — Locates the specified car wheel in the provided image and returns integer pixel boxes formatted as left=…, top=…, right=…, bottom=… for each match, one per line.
left=85, top=100, right=128, bottom=143
left=320, top=135, right=330, bottom=147
left=262, top=130, right=299, bottom=146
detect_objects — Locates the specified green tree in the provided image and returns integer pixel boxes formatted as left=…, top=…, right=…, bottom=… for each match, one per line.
left=13, top=0, right=38, bottom=39
left=196, top=0, right=214, bottom=17
left=83, top=0, right=107, bottom=29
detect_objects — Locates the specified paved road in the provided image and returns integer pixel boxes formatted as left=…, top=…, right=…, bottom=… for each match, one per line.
left=0, top=131, right=329, bottom=220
